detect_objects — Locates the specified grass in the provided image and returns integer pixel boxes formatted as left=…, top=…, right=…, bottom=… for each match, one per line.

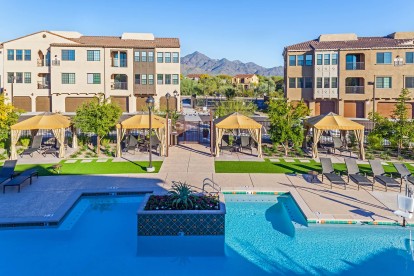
left=7, top=159, right=162, bottom=176
left=215, top=159, right=413, bottom=175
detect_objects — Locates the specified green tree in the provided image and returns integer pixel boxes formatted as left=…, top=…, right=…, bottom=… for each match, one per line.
left=0, top=95, right=20, bottom=148
left=74, top=95, right=122, bottom=154
left=224, top=87, right=237, bottom=99
left=268, top=99, right=309, bottom=156
left=215, top=100, right=257, bottom=117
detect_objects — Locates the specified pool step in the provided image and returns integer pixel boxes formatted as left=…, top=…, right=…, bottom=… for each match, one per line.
left=58, top=200, right=90, bottom=231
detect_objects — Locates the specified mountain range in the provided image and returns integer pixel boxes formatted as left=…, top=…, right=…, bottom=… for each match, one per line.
left=181, top=51, right=283, bottom=77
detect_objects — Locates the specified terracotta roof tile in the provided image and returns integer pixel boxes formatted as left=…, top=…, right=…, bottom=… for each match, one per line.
left=285, top=36, right=414, bottom=51
left=234, top=74, right=256, bottom=78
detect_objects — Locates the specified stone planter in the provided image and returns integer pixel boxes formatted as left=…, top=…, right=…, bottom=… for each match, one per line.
left=137, top=194, right=226, bottom=236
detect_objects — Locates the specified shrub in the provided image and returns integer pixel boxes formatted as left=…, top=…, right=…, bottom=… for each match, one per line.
left=18, top=137, right=31, bottom=147
left=169, top=182, right=194, bottom=209
left=367, top=134, right=383, bottom=150
left=101, top=138, right=110, bottom=147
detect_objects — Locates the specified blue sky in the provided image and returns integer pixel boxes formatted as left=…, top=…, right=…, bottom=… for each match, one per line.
left=1, top=0, right=413, bottom=68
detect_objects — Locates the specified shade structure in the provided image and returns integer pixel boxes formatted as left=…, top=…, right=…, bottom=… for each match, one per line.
left=115, top=114, right=167, bottom=157
left=10, top=113, right=72, bottom=159
left=304, top=112, right=365, bottom=159
left=214, top=112, right=262, bottom=157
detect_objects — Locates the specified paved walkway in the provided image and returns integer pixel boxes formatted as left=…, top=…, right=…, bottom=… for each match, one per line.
left=0, top=144, right=412, bottom=227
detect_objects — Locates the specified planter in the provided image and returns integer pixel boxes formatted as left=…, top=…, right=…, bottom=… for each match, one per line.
left=137, top=194, right=226, bottom=236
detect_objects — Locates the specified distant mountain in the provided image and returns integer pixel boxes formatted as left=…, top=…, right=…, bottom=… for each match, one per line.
left=181, top=51, right=283, bottom=76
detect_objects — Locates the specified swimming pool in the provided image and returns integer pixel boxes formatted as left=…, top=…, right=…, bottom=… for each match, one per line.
left=0, top=194, right=413, bottom=275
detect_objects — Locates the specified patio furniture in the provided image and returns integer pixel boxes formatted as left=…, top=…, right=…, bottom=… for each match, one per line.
left=149, top=135, right=161, bottom=155
left=345, top=158, right=373, bottom=191
left=320, top=157, right=347, bottom=189
left=220, top=135, right=235, bottom=154
left=239, top=136, right=254, bottom=155
left=123, top=135, right=138, bottom=154
left=393, top=194, right=414, bottom=220
left=42, top=140, right=61, bottom=157
left=0, top=160, right=18, bottom=185
left=3, top=168, right=38, bottom=193
left=369, top=160, right=401, bottom=192
left=393, top=163, right=414, bottom=186
left=20, top=135, right=43, bottom=158
left=333, top=137, right=351, bottom=156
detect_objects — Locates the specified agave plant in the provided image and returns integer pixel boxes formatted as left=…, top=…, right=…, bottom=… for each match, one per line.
left=169, top=181, right=194, bottom=209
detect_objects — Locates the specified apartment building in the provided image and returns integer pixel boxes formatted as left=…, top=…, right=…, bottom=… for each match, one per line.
left=232, top=74, right=259, bottom=89
left=283, top=32, right=414, bottom=118
left=0, top=30, right=181, bottom=114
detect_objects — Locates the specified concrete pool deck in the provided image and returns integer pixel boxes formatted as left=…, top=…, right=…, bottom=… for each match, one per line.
left=0, top=144, right=412, bottom=227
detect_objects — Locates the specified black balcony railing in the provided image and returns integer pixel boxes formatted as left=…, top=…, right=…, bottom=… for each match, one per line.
left=111, top=82, right=128, bottom=90
left=345, top=86, right=364, bottom=94
left=346, top=62, right=365, bottom=70
left=37, top=81, right=50, bottom=89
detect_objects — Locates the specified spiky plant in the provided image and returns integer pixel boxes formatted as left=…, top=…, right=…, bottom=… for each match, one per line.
left=169, top=181, right=194, bottom=209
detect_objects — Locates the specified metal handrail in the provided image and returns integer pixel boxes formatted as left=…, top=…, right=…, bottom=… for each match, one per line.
left=202, top=178, right=221, bottom=197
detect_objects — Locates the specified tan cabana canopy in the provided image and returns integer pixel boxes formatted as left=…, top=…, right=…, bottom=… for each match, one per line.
left=304, top=112, right=365, bottom=160
left=214, top=112, right=263, bottom=157
left=115, top=114, right=167, bottom=157
left=10, top=113, right=72, bottom=159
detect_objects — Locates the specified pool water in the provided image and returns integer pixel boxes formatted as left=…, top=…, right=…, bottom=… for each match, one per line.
left=0, top=194, right=413, bottom=275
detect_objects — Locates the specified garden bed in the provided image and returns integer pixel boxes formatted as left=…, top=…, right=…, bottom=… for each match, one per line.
left=144, top=194, right=220, bottom=211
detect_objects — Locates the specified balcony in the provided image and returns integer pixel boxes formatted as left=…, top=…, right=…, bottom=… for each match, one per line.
left=111, top=82, right=128, bottom=90
left=346, top=62, right=365, bottom=70
left=52, top=59, right=60, bottom=66
left=37, top=59, right=51, bottom=67
left=345, top=86, right=364, bottom=94
left=37, top=81, right=50, bottom=89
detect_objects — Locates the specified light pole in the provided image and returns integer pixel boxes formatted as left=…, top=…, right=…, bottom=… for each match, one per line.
left=165, top=92, right=171, bottom=157
left=173, top=89, right=178, bottom=110
left=146, top=96, right=155, bottom=172
left=165, top=92, right=171, bottom=115
left=10, top=75, right=15, bottom=105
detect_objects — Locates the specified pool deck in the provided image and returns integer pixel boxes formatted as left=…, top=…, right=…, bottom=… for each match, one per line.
left=0, top=144, right=412, bottom=227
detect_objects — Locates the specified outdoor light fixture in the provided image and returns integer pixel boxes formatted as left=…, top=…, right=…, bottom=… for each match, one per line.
left=146, top=96, right=155, bottom=172
left=165, top=92, right=171, bottom=115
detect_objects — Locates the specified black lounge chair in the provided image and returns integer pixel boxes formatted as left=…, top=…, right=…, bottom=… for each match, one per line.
left=42, top=141, right=61, bottom=157
left=149, top=135, right=161, bottom=155
left=345, top=158, right=374, bottom=191
left=20, top=135, right=43, bottom=158
left=333, top=137, right=351, bottom=156
left=3, top=168, right=38, bottom=193
left=320, top=157, right=347, bottom=189
left=369, top=160, right=401, bottom=192
left=239, top=136, right=254, bottom=154
left=0, top=160, right=18, bottom=185
left=393, top=163, right=414, bottom=186
left=220, top=135, right=236, bottom=154
left=123, top=135, right=138, bottom=154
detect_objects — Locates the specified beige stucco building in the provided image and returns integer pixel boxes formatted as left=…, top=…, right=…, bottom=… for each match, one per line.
left=232, top=74, right=259, bottom=89
left=284, top=32, right=414, bottom=118
left=0, top=31, right=181, bottom=114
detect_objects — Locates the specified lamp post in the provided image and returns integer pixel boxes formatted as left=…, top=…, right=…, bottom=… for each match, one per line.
left=146, top=96, right=155, bottom=172
left=165, top=92, right=171, bottom=115
left=173, top=89, right=178, bottom=110
left=10, top=75, right=15, bottom=105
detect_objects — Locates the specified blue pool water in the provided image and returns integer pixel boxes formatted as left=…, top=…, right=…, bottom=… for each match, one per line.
left=0, top=194, right=413, bottom=275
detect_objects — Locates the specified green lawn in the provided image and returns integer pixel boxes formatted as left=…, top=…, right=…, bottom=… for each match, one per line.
left=6, top=159, right=162, bottom=176
left=215, top=159, right=412, bottom=175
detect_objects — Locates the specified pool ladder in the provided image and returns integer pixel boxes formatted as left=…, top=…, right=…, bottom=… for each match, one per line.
left=410, top=229, right=414, bottom=261
left=202, top=178, right=221, bottom=198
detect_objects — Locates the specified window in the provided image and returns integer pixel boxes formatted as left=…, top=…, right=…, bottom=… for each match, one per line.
left=172, top=52, right=179, bottom=63
left=406, top=52, right=414, bottom=64
left=316, top=77, right=322, bottom=88
left=62, top=73, right=75, bottom=84
left=165, top=52, right=171, bottom=63
left=24, top=72, right=31, bottom=83
left=15, top=72, right=23, bottom=83
left=324, top=54, right=330, bottom=65
left=297, top=55, right=304, bottom=66
left=62, top=50, right=75, bottom=61
left=331, top=77, right=338, bottom=88
left=120, top=52, right=127, bottom=67
left=376, top=77, right=392, bottom=88
left=289, top=78, right=296, bottom=88
left=87, top=73, right=101, bottom=84
left=87, top=50, right=100, bottom=61
left=289, top=55, right=296, bottom=66
left=134, top=51, right=140, bottom=62
left=7, top=73, right=14, bottom=83
left=148, top=51, right=154, bottom=62
left=7, top=50, right=14, bottom=60
left=135, top=74, right=141, bottom=84
left=406, top=77, right=414, bottom=88
left=16, top=50, right=23, bottom=61
left=332, top=53, right=338, bottom=65
left=157, top=52, right=163, bottom=63
left=141, top=51, right=147, bottom=62
left=24, top=50, right=31, bottom=61
left=172, top=74, right=179, bottom=85
left=165, top=74, right=171, bottom=84
left=305, top=55, right=313, bottom=66
left=297, top=77, right=303, bottom=88
left=376, top=52, right=392, bottom=64
left=148, top=74, right=154, bottom=85
left=324, top=77, right=330, bottom=88
left=304, top=77, right=312, bottom=88
left=142, top=74, right=147, bottom=85
left=317, top=54, right=323, bottom=65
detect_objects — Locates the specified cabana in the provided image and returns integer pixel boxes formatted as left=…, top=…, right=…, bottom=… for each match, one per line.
left=116, top=114, right=167, bottom=157
left=304, top=112, right=365, bottom=160
left=10, top=113, right=72, bottom=159
left=214, top=112, right=262, bottom=157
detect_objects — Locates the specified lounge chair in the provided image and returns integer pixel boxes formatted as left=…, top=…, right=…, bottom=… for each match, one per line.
left=220, top=135, right=235, bottom=154
left=239, top=136, right=254, bottom=155
left=42, top=141, right=61, bottom=157
left=3, top=168, right=38, bottom=193
left=0, top=160, right=18, bottom=185
left=369, top=160, right=401, bottom=192
left=149, top=135, right=161, bottom=155
left=393, top=163, right=414, bottom=186
left=320, top=157, right=347, bottom=189
left=20, top=135, right=43, bottom=157
left=333, top=137, right=351, bottom=156
left=123, top=135, right=138, bottom=154
left=345, top=158, right=374, bottom=191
